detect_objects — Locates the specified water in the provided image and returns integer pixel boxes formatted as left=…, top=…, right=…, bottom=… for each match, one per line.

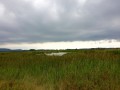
left=45, top=52, right=67, bottom=56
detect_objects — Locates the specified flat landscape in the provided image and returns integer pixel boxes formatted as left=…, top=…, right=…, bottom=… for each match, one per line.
left=0, top=49, right=120, bottom=90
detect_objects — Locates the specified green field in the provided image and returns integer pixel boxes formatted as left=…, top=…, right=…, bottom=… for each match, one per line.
left=0, top=49, right=120, bottom=90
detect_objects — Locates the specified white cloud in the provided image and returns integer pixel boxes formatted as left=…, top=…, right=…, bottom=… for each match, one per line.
left=33, top=0, right=50, bottom=10
left=0, top=40, right=120, bottom=49
left=111, top=17, right=120, bottom=27
left=25, top=0, right=59, bottom=21
left=78, top=0, right=87, bottom=6
left=0, top=2, right=16, bottom=26
left=48, top=3, right=59, bottom=21
left=0, top=0, right=120, bottom=45
left=0, top=3, right=5, bottom=18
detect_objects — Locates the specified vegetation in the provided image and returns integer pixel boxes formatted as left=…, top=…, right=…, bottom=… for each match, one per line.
left=0, top=49, right=120, bottom=90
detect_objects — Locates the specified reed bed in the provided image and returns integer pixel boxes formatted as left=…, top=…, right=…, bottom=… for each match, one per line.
left=0, top=49, right=120, bottom=90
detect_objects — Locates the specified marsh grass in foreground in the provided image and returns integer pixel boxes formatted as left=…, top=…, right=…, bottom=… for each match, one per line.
left=0, top=49, right=120, bottom=90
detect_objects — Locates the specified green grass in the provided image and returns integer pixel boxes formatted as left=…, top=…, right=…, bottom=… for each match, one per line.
left=0, top=49, right=120, bottom=90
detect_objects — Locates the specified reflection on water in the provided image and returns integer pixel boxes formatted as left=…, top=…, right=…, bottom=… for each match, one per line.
left=45, top=52, right=67, bottom=56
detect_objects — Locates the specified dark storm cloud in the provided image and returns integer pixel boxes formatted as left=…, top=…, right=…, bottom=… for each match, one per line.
left=0, top=0, right=120, bottom=44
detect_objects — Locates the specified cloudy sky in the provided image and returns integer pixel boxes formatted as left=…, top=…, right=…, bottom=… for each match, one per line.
left=0, top=0, right=120, bottom=49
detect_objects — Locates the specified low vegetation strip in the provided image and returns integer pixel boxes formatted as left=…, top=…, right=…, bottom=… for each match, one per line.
left=0, top=49, right=120, bottom=90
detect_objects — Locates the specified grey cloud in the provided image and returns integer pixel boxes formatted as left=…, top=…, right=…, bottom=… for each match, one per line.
left=0, top=0, right=120, bottom=44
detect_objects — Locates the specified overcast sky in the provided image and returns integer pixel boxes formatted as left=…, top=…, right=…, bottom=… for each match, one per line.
left=0, top=0, right=120, bottom=49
